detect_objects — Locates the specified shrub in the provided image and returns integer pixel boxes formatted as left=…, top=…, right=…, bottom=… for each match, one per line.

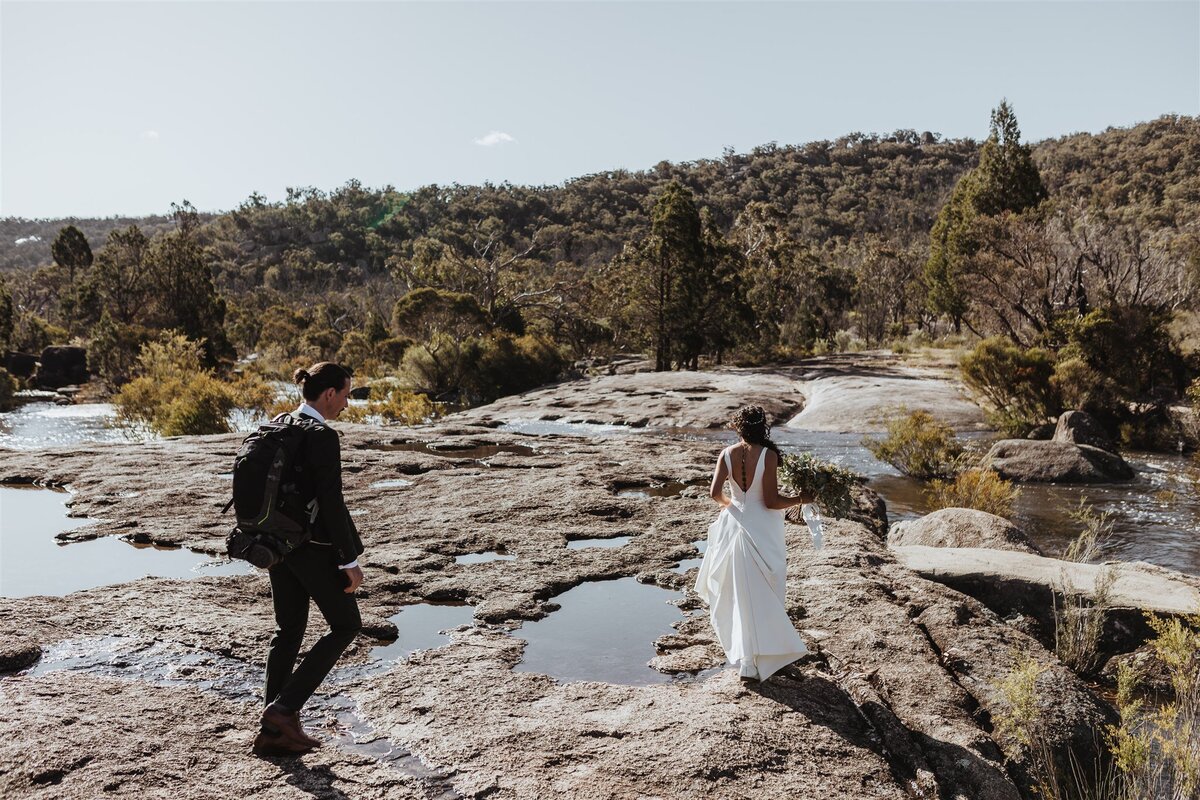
left=228, top=369, right=277, bottom=414
left=398, top=333, right=482, bottom=400
left=865, top=409, right=964, bottom=479
left=1105, top=612, right=1200, bottom=799
left=466, top=334, right=566, bottom=405
left=0, top=367, right=17, bottom=410
left=778, top=452, right=861, bottom=517
left=341, top=385, right=437, bottom=426
left=924, top=468, right=1020, bottom=517
left=994, top=655, right=1109, bottom=799
left=113, top=333, right=239, bottom=436
left=960, top=336, right=1059, bottom=435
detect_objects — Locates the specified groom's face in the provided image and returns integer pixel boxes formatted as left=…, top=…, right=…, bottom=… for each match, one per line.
left=323, top=379, right=352, bottom=420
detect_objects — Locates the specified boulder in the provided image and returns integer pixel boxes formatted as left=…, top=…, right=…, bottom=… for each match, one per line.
left=3, top=351, right=37, bottom=379
left=1025, top=422, right=1055, bottom=440
left=1053, top=410, right=1117, bottom=452
left=888, top=508, right=1042, bottom=554
left=35, top=346, right=88, bottom=390
left=983, top=439, right=1133, bottom=483
left=0, top=636, right=41, bottom=671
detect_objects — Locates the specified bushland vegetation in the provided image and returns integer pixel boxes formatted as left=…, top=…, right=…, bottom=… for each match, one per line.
left=2, top=107, right=1196, bottom=442
left=863, top=407, right=1021, bottom=516
left=997, top=608, right=1200, bottom=800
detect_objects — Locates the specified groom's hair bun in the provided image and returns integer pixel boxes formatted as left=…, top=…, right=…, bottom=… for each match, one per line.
left=294, top=362, right=352, bottom=401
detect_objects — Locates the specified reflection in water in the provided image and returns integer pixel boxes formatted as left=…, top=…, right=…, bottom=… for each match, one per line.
left=369, top=603, right=476, bottom=663
left=514, top=577, right=685, bottom=685
left=455, top=550, right=517, bottom=565
left=0, top=402, right=127, bottom=450
left=616, top=479, right=707, bottom=499
left=566, top=536, right=631, bottom=549
left=362, top=442, right=537, bottom=459
left=0, top=486, right=251, bottom=597
left=370, top=478, right=413, bottom=489
left=498, top=420, right=644, bottom=436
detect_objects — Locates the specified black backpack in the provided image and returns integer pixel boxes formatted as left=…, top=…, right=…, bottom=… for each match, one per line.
left=224, top=413, right=320, bottom=568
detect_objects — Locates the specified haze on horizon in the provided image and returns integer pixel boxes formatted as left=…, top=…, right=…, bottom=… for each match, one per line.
left=2, top=0, right=1197, bottom=220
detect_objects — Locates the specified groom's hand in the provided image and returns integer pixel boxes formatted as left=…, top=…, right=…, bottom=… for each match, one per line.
left=342, top=565, right=364, bottom=594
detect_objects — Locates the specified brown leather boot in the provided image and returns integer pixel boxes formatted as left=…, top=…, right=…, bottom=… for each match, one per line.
left=262, top=704, right=315, bottom=749
left=252, top=728, right=311, bottom=757
left=290, top=711, right=323, bottom=748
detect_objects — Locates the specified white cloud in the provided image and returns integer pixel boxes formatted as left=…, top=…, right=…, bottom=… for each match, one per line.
left=141, top=130, right=160, bottom=141
left=473, top=130, right=516, bottom=147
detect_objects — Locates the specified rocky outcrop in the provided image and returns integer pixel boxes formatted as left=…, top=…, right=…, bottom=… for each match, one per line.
left=785, top=352, right=988, bottom=432
left=34, top=346, right=88, bottom=390
left=448, top=368, right=806, bottom=429
left=889, top=508, right=1043, bottom=554
left=983, top=439, right=1134, bottom=483
left=0, top=415, right=1127, bottom=798
left=892, top=545, right=1200, bottom=660
left=1053, top=410, right=1117, bottom=453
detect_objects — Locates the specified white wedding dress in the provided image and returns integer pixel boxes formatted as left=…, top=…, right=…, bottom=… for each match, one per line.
left=695, top=446, right=808, bottom=681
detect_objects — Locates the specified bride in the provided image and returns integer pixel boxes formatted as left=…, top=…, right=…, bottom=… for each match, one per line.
left=695, top=405, right=814, bottom=682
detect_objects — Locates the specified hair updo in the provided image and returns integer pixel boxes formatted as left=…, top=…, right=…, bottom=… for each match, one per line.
left=293, top=362, right=352, bottom=402
left=730, top=405, right=780, bottom=454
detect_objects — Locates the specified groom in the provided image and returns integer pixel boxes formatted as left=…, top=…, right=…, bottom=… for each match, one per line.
left=254, top=361, right=365, bottom=757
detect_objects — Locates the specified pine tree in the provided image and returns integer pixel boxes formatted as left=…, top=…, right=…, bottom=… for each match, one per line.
left=0, top=277, right=13, bottom=350
left=620, top=183, right=709, bottom=371
left=925, top=100, right=1047, bottom=330
left=51, top=225, right=94, bottom=334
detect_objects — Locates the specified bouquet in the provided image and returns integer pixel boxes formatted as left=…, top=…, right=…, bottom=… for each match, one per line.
left=778, top=451, right=861, bottom=518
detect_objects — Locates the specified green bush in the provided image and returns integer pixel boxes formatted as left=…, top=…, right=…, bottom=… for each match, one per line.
left=466, top=334, right=566, bottom=405
left=398, top=333, right=482, bottom=400
left=924, top=468, right=1020, bottom=517
left=1055, top=307, right=1187, bottom=433
left=89, top=313, right=155, bottom=385
left=864, top=409, right=964, bottom=479
left=113, top=333, right=238, bottom=436
left=0, top=367, right=17, bottom=411
left=341, top=385, right=437, bottom=426
left=960, top=336, right=1059, bottom=435
left=11, top=312, right=67, bottom=354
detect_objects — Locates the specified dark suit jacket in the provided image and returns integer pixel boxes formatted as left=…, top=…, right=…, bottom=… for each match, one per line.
left=297, top=412, right=364, bottom=565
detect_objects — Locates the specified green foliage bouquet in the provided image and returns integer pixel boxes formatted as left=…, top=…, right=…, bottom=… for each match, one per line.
left=778, top=452, right=861, bottom=517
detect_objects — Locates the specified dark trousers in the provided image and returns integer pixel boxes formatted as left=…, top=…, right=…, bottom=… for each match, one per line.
left=264, top=542, right=361, bottom=711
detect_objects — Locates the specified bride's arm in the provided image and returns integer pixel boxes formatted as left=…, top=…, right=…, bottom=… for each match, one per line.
left=762, top=449, right=813, bottom=510
left=709, top=450, right=730, bottom=507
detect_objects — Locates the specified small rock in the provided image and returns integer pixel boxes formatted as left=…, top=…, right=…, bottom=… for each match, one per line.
left=0, top=638, right=42, bottom=672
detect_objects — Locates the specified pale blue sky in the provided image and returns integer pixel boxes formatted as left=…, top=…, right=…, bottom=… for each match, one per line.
left=2, top=1, right=1197, bottom=218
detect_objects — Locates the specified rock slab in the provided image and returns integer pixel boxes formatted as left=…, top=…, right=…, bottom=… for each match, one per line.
left=888, top=507, right=1043, bottom=554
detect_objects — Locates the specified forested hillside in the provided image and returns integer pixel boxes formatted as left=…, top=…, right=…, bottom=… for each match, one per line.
left=1, top=112, right=1197, bottom=443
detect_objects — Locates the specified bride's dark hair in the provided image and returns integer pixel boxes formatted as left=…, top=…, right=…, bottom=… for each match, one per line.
left=730, top=405, right=780, bottom=454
